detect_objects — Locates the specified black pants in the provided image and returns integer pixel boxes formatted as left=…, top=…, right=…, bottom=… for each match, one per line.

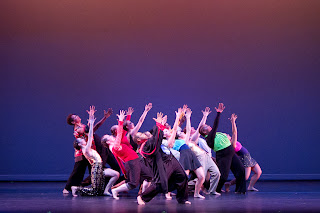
left=64, top=157, right=91, bottom=191
left=141, top=156, right=189, bottom=204
left=124, top=158, right=141, bottom=190
left=216, top=145, right=246, bottom=193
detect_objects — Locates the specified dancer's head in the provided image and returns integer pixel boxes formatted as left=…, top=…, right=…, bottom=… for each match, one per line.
left=67, top=114, right=81, bottom=126
left=163, top=129, right=172, bottom=138
left=199, top=124, right=212, bottom=136
left=110, top=125, right=118, bottom=136
left=101, top=134, right=115, bottom=147
left=132, top=132, right=151, bottom=145
left=123, top=120, right=135, bottom=131
left=73, top=138, right=86, bottom=150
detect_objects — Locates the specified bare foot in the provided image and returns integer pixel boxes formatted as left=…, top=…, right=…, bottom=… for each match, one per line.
left=111, top=189, right=119, bottom=200
left=71, top=186, right=78, bottom=197
left=201, top=188, right=210, bottom=195
left=165, top=192, right=172, bottom=200
left=137, top=196, right=145, bottom=205
left=224, top=182, right=231, bottom=192
left=211, top=191, right=221, bottom=196
left=194, top=194, right=205, bottom=199
left=62, top=189, right=69, bottom=194
left=104, top=191, right=112, bottom=196
left=248, top=187, right=259, bottom=191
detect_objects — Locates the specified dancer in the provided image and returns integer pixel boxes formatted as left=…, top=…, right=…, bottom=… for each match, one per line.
left=133, top=109, right=190, bottom=205
left=167, top=107, right=205, bottom=199
left=224, top=114, right=262, bottom=192
left=71, top=106, right=119, bottom=196
left=101, top=110, right=141, bottom=200
left=63, top=108, right=113, bottom=194
left=199, top=103, right=246, bottom=194
left=187, top=107, right=221, bottom=195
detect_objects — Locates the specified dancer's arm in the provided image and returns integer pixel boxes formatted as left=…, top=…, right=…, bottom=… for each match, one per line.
left=93, top=108, right=113, bottom=132
left=130, top=103, right=152, bottom=136
left=167, top=108, right=183, bottom=148
left=229, top=113, right=238, bottom=148
left=114, top=110, right=125, bottom=149
left=178, top=104, right=188, bottom=127
left=191, top=107, right=211, bottom=142
left=206, top=103, right=225, bottom=148
left=85, top=106, right=96, bottom=151
left=185, top=108, right=192, bottom=145
left=126, top=107, right=134, bottom=121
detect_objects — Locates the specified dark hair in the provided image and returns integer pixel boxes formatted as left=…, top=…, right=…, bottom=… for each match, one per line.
left=84, top=125, right=89, bottom=133
left=73, top=139, right=81, bottom=150
left=123, top=120, right=129, bottom=131
left=101, top=135, right=108, bottom=148
left=110, top=125, right=118, bottom=136
left=66, top=114, right=75, bottom=126
left=199, top=125, right=206, bottom=136
left=182, top=127, right=187, bottom=134
left=175, top=132, right=180, bottom=139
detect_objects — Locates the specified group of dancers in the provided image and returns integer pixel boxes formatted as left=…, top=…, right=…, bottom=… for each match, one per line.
left=62, top=103, right=262, bottom=205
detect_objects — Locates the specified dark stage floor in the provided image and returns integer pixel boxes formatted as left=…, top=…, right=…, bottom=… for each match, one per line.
left=1, top=181, right=320, bottom=213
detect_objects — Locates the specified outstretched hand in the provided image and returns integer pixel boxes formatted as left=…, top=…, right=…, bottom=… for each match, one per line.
left=185, top=108, right=192, bottom=118
left=182, top=105, right=188, bottom=114
left=161, top=115, right=167, bottom=125
left=229, top=113, right=238, bottom=123
left=104, top=108, right=113, bottom=118
left=153, top=112, right=164, bottom=123
left=117, top=110, right=126, bottom=122
left=175, top=108, right=183, bottom=118
left=126, top=107, right=134, bottom=115
left=202, top=107, right=211, bottom=117
left=145, top=103, right=152, bottom=112
left=87, top=105, right=96, bottom=123
left=215, top=103, right=225, bottom=113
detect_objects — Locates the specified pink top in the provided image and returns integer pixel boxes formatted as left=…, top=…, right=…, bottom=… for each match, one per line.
left=234, top=141, right=242, bottom=152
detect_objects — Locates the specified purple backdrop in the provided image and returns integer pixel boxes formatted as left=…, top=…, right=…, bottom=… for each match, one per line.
left=1, top=0, right=320, bottom=180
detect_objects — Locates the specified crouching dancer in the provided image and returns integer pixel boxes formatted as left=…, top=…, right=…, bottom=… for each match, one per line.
left=133, top=108, right=190, bottom=205
left=101, top=110, right=141, bottom=200
left=71, top=106, right=119, bottom=196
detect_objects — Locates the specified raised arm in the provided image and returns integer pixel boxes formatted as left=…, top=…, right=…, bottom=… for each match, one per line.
left=206, top=103, right=225, bottom=147
left=229, top=113, right=238, bottom=148
left=114, top=110, right=126, bottom=148
left=178, top=104, right=188, bottom=127
left=167, top=108, right=183, bottom=148
left=93, top=108, right=113, bottom=132
left=126, top=107, right=134, bottom=121
left=185, top=108, right=192, bottom=145
left=191, top=107, right=211, bottom=142
left=85, top=106, right=96, bottom=150
left=130, top=103, right=152, bottom=136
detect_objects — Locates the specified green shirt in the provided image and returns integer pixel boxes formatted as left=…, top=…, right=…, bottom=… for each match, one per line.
left=213, top=132, right=231, bottom=152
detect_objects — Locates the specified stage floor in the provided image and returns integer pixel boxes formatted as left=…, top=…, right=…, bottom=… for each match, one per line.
left=1, top=181, right=320, bottom=212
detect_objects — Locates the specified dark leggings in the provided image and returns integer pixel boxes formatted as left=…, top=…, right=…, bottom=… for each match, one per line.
left=64, top=157, right=91, bottom=191
left=79, top=162, right=106, bottom=196
left=216, top=145, right=246, bottom=193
